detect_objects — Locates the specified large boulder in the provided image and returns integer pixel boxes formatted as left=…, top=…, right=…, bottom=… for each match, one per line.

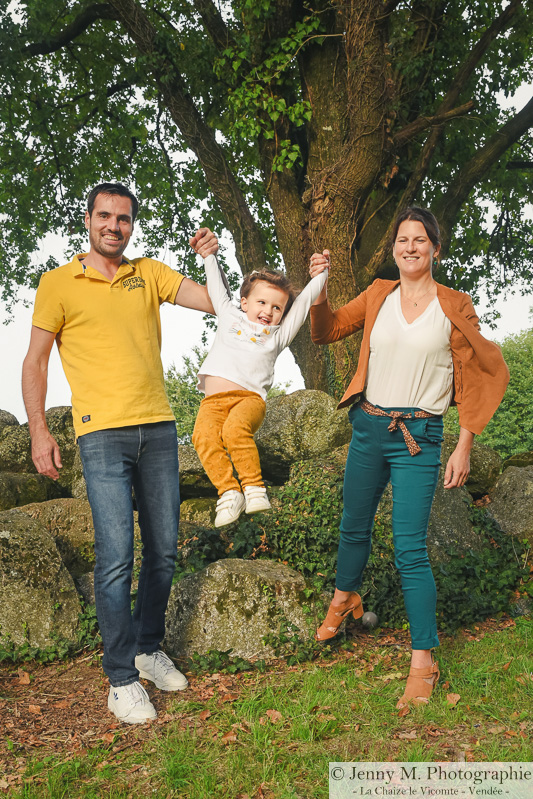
left=489, top=466, right=533, bottom=548
left=180, top=497, right=216, bottom=528
left=0, top=509, right=81, bottom=647
left=0, top=410, right=19, bottom=435
left=0, top=406, right=86, bottom=499
left=164, top=558, right=311, bottom=658
left=502, top=452, right=533, bottom=471
left=427, top=482, right=479, bottom=558
left=0, top=472, right=63, bottom=511
left=42, top=407, right=86, bottom=499
left=19, top=498, right=96, bottom=577
left=256, top=390, right=352, bottom=482
left=441, top=434, right=501, bottom=498
left=0, top=423, right=33, bottom=472
left=178, top=444, right=216, bottom=498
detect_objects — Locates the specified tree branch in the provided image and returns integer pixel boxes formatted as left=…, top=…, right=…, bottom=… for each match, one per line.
left=392, top=0, right=523, bottom=216
left=193, top=0, right=234, bottom=52
left=394, top=100, right=475, bottom=146
left=506, top=160, right=533, bottom=170
left=20, top=3, right=119, bottom=59
left=438, top=0, right=522, bottom=117
left=436, top=94, right=533, bottom=251
left=108, top=0, right=267, bottom=273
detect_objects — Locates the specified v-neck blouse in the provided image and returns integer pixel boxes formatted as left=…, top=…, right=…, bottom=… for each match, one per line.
left=365, top=287, right=453, bottom=415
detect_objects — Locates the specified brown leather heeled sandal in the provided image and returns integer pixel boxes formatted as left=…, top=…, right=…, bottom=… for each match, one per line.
left=396, top=659, right=440, bottom=709
left=315, top=592, right=363, bottom=641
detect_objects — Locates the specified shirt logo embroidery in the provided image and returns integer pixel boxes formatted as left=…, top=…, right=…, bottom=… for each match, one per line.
left=122, top=276, right=146, bottom=291
left=82, top=415, right=91, bottom=423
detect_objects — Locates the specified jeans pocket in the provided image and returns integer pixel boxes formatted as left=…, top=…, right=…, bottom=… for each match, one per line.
left=348, top=402, right=361, bottom=425
left=423, top=417, right=444, bottom=446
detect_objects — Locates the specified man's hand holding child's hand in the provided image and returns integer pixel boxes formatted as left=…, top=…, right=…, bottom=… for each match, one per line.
left=190, top=228, right=219, bottom=257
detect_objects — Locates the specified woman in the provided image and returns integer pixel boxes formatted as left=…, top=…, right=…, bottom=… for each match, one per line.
left=308, top=207, right=509, bottom=708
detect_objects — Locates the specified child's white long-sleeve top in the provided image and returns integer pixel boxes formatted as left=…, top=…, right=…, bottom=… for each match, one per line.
left=197, top=255, right=328, bottom=400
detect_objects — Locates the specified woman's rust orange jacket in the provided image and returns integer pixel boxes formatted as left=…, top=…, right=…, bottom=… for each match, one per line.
left=310, top=279, right=510, bottom=435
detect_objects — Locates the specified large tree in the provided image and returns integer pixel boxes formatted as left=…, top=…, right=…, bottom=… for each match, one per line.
left=1, top=0, right=532, bottom=393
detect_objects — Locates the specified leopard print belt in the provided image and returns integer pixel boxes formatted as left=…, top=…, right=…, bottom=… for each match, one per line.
left=359, top=399, right=438, bottom=457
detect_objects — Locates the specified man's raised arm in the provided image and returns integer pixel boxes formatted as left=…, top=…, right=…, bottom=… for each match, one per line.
left=22, top=326, right=63, bottom=480
left=174, top=227, right=220, bottom=313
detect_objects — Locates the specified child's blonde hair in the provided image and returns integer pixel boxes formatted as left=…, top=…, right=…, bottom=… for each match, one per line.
left=240, top=270, right=298, bottom=317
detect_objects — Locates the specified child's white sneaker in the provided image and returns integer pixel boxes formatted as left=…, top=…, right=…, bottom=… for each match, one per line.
left=215, top=490, right=245, bottom=527
left=244, top=486, right=271, bottom=514
left=108, top=681, right=157, bottom=724
left=135, top=650, right=188, bottom=691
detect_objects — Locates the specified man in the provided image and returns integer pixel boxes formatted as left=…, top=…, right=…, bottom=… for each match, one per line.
left=22, top=183, right=217, bottom=724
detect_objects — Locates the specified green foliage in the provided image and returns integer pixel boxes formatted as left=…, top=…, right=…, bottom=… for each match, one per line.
left=0, top=0, right=532, bottom=323
left=433, top=508, right=530, bottom=632
left=258, top=456, right=529, bottom=633
left=444, top=328, right=533, bottom=458
left=165, top=346, right=206, bottom=444
left=174, top=519, right=262, bottom=582
left=477, top=328, right=533, bottom=457
left=266, top=459, right=343, bottom=578
left=186, top=648, right=263, bottom=675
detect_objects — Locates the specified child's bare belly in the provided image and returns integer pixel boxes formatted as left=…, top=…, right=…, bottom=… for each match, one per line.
left=204, top=375, right=249, bottom=396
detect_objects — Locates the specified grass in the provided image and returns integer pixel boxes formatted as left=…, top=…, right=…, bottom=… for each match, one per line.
left=7, top=616, right=533, bottom=799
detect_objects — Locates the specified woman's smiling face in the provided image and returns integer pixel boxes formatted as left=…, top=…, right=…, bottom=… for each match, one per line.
left=393, top=219, right=440, bottom=279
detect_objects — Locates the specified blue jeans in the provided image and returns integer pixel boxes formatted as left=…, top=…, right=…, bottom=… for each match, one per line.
left=338, top=403, right=443, bottom=650
left=78, top=422, right=179, bottom=686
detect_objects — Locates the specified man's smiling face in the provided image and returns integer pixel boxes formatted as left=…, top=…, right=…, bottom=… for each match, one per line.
left=85, top=193, right=134, bottom=260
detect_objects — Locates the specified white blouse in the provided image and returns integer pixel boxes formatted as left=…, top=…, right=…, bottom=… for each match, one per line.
left=365, top=287, right=453, bottom=415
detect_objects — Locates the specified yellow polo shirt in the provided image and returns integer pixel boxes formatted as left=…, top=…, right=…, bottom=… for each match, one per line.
left=32, top=254, right=184, bottom=436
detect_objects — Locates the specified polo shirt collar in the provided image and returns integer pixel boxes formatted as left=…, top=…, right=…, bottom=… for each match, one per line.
left=71, top=254, right=136, bottom=281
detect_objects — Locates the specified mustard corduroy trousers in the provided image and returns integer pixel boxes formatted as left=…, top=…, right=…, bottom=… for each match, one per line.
left=192, top=390, right=266, bottom=496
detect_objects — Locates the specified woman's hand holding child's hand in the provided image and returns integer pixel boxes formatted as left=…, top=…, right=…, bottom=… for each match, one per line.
left=309, top=250, right=330, bottom=278
left=309, top=250, right=329, bottom=305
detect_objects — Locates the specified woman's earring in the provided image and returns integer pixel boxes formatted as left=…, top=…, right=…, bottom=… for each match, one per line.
left=433, top=258, right=438, bottom=268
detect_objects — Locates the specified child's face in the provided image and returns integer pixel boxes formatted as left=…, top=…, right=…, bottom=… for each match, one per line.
left=241, top=281, right=289, bottom=326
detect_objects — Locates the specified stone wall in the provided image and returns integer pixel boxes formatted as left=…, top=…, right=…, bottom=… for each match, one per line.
left=0, top=392, right=530, bottom=656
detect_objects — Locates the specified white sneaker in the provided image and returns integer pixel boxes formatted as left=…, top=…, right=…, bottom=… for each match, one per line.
left=244, top=486, right=272, bottom=514
left=135, top=650, right=188, bottom=691
left=108, top=681, right=157, bottom=724
left=215, top=490, right=245, bottom=527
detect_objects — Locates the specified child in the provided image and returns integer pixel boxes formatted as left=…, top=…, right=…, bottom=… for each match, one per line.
left=191, top=247, right=328, bottom=528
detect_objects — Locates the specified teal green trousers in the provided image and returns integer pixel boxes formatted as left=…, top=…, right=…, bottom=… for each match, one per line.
left=337, top=402, right=443, bottom=650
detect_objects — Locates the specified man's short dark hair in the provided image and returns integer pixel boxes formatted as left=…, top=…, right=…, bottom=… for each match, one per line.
left=87, top=183, right=139, bottom=222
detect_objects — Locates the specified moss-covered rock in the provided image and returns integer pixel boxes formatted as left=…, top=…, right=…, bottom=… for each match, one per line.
left=502, top=451, right=533, bottom=471
left=42, top=407, right=86, bottom=500
left=164, top=558, right=311, bottom=658
left=0, top=406, right=86, bottom=499
left=256, top=390, right=352, bottom=482
left=0, top=424, right=33, bottom=473
left=180, top=497, right=216, bottom=527
left=18, top=498, right=96, bottom=577
left=489, top=466, right=533, bottom=548
left=442, top=433, right=501, bottom=498
left=0, top=472, right=63, bottom=511
left=0, top=410, right=19, bottom=435
left=0, top=509, right=81, bottom=647
left=178, top=444, right=216, bottom=498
